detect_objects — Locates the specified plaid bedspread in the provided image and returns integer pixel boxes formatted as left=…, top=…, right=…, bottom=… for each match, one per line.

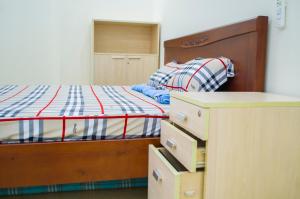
left=0, top=85, right=168, bottom=144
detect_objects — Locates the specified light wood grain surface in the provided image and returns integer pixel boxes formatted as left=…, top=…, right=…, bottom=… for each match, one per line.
left=161, top=120, right=205, bottom=172
left=93, top=21, right=159, bottom=54
left=204, top=107, right=300, bottom=199
left=94, top=53, right=158, bottom=85
left=171, top=92, right=300, bottom=108
left=92, top=20, right=160, bottom=85
left=170, top=97, right=209, bottom=140
left=148, top=145, right=204, bottom=199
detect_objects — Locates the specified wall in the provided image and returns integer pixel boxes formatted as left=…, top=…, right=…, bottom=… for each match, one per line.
left=0, top=0, right=157, bottom=84
left=1, top=0, right=299, bottom=97
left=159, top=0, right=300, bottom=97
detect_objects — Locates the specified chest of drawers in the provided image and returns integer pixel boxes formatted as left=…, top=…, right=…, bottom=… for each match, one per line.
left=148, top=92, right=300, bottom=199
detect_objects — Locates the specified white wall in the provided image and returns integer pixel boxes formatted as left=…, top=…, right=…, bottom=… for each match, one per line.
left=159, top=0, right=300, bottom=97
left=0, top=0, right=158, bottom=84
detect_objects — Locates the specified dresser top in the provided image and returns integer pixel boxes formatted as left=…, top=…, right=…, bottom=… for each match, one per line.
left=171, top=92, right=300, bottom=108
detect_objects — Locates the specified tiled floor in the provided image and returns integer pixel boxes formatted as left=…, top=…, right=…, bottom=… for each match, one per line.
left=1, top=188, right=147, bottom=199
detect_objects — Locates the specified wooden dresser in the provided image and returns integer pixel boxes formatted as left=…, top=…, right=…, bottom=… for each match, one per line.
left=148, top=92, right=300, bottom=199
left=92, top=20, right=160, bottom=85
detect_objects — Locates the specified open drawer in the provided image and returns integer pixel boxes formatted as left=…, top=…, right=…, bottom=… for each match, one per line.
left=148, top=145, right=204, bottom=199
left=161, top=120, right=205, bottom=172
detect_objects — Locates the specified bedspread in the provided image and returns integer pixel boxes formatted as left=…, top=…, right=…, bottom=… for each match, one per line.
left=0, top=85, right=169, bottom=144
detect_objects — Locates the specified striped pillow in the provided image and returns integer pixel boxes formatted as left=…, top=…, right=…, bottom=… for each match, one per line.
left=147, top=61, right=182, bottom=89
left=165, top=57, right=234, bottom=92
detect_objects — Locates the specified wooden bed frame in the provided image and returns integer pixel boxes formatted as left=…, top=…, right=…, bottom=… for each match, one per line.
left=0, top=16, right=268, bottom=188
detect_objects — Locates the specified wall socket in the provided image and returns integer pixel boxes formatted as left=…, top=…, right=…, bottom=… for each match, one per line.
left=275, top=0, right=287, bottom=29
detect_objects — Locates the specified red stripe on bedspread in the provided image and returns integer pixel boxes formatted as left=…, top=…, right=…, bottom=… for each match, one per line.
left=36, top=85, right=62, bottom=117
left=90, top=85, right=105, bottom=114
left=121, top=86, right=165, bottom=114
left=0, top=115, right=168, bottom=122
left=0, top=85, right=29, bottom=104
left=122, top=114, right=128, bottom=139
left=61, top=116, right=66, bottom=142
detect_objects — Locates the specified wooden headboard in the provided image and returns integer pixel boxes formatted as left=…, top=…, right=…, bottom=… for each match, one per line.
left=164, top=16, right=268, bottom=91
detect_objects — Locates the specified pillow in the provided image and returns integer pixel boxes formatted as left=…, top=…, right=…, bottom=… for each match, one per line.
left=147, top=61, right=183, bottom=89
left=164, top=57, right=234, bottom=92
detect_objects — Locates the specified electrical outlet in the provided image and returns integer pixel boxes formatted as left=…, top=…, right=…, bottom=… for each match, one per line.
left=275, top=0, right=287, bottom=29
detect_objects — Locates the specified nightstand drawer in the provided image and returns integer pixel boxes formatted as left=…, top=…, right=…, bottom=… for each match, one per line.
left=161, top=120, right=205, bottom=172
left=148, top=145, right=204, bottom=199
left=170, top=97, right=209, bottom=140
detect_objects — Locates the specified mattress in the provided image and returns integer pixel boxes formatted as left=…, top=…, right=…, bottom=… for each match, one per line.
left=0, top=85, right=169, bottom=144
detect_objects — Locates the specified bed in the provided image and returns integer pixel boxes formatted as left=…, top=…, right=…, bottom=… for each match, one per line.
left=0, top=16, right=268, bottom=190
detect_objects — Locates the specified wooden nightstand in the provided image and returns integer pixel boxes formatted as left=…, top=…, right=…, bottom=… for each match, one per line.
left=148, top=92, right=300, bottom=199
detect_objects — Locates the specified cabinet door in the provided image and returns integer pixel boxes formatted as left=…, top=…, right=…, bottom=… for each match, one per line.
left=94, top=54, right=127, bottom=85
left=127, top=55, right=143, bottom=85
left=94, top=54, right=158, bottom=85
left=127, top=55, right=158, bottom=85
left=111, top=55, right=127, bottom=85
left=142, top=55, right=158, bottom=82
left=94, top=54, right=113, bottom=85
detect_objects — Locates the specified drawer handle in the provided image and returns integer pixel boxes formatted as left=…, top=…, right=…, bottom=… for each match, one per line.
left=152, top=169, right=162, bottom=182
left=198, top=110, right=202, bottom=117
left=184, top=190, right=196, bottom=197
left=175, top=112, right=187, bottom=122
left=166, top=139, right=176, bottom=150
left=111, top=56, right=125, bottom=59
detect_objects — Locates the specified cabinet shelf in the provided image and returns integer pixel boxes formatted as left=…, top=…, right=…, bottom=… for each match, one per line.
left=93, top=21, right=159, bottom=54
